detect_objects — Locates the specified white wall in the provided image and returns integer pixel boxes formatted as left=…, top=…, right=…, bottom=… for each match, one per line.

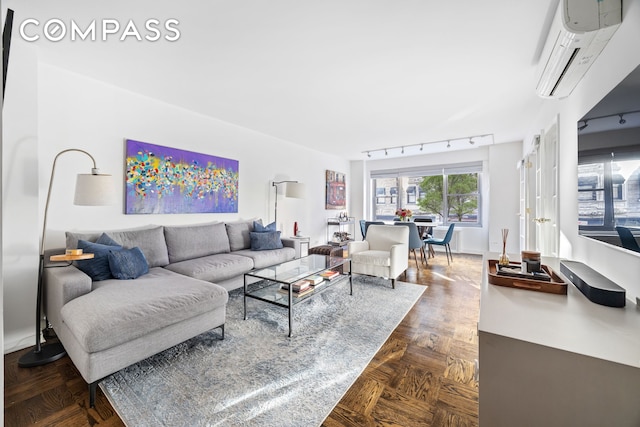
left=351, top=145, right=523, bottom=255
left=2, top=40, right=39, bottom=353
left=349, top=160, right=366, bottom=227
left=487, top=141, right=522, bottom=255
left=531, top=0, right=640, bottom=302
left=2, top=55, right=350, bottom=353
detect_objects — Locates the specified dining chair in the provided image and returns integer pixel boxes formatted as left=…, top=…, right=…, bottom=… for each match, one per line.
left=412, top=217, right=433, bottom=235
left=615, top=226, right=640, bottom=252
left=359, top=220, right=366, bottom=240
left=423, top=223, right=455, bottom=265
left=413, top=217, right=434, bottom=257
left=394, top=222, right=425, bottom=268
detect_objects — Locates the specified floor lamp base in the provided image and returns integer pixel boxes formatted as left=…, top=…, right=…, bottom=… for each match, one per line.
left=18, top=341, right=66, bottom=368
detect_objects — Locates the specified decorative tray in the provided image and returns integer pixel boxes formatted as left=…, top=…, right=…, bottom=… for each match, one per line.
left=487, top=259, right=567, bottom=295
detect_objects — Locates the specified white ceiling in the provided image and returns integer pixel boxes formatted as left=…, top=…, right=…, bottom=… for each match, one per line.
left=7, top=0, right=559, bottom=159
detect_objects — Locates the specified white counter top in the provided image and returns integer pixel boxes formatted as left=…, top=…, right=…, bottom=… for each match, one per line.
left=479, top=253, right=640, bottom=369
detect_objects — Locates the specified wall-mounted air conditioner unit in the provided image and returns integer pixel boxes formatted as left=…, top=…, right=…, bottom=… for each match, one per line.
left=536, top=0, right=622, bottom=99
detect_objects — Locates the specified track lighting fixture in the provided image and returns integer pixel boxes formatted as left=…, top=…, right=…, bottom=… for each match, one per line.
left=361, top=134, right=494, bottom=158
left=578, top=110, right=640, bottom=132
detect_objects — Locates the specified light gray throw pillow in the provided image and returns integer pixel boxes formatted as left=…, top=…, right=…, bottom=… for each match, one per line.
left=225, top=219, right=260, bottom=251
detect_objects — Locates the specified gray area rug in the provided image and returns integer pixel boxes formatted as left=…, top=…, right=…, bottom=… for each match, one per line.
left=100, top=275, right=426, bottom=426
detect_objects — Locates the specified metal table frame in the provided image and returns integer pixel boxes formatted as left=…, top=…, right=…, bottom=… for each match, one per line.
left=243, top=254, right=352, bottom=337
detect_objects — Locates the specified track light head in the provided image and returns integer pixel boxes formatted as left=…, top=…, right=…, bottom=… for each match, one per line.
left=469, top=138, right=475, bottom=145
left=367, top=151, right=371, bottom=158
left=420, top=144, right=423, bottom=151
left=446, top=140, right=451, bottom=148
left=578, top=120, right=589, bottom=131
left=619, top=114, right=626, bottom=125
left=401, top=146, right=404, bottom=154
left=384, top=149, right=388, bottom=156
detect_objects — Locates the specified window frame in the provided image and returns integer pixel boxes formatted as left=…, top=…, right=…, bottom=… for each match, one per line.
left=369, top=162, right=483, bottom=227
left=444, top=172, right=481, bottom=225
left=578, top=150, right=640, bottom=231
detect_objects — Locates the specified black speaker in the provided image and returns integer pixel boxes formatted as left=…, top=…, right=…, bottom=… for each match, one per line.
left=560, top=260, right=626, bottom=308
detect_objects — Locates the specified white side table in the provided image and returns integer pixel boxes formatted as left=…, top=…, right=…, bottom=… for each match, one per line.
left=288, top=236, right=310, bottom=259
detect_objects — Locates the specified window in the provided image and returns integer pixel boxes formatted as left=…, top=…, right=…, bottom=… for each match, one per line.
left=578, top=152, right=640, bottom=230
left=370, top=162, right=482, bottom=226
left=390, top=187, right=397, bottom=204
left=376, top=187, right=386, bottom=205
left=407, top=186, right=416, bottom=203
left=447, top=173, right=480, bottom=223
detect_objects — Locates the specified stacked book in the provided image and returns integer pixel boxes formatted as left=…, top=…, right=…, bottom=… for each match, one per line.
left=319, top=270, right=340, bottom=281
left=306, top=275, right=326, bottom=290
left=278, top=279, right=314, bottom=298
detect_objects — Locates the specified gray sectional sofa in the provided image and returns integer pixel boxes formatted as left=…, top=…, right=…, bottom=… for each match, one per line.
left=44, top=220, right=295, bottom=406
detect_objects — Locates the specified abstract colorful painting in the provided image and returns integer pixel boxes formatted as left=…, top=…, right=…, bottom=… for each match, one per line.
left=125, top=139, right=239, bottom=214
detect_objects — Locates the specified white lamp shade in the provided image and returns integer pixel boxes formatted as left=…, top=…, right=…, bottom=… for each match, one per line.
left=285, top=182, right=305, bottom=199
left=74, top=174, right=117, bottom=206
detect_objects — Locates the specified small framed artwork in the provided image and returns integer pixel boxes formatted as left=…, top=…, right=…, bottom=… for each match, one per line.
left=326, top=170, right=346, bottom=210
left=125, top=139, right=239, bottom=214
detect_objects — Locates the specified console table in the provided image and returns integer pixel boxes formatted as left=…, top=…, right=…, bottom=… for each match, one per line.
left=326, top=217, right=355, bottom=244
left=478, top=253, right=640, bottom=426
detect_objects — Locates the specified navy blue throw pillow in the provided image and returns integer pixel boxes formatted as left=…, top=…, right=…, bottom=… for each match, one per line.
left=96, top=232, right=120, bottom=246
left=253, top=220, right=276, bottom=233
left=250, top=230, right=283, bottom=251
left=76, top=239, right=123, bottom=281
left=108, top=247, right=149, bottom=280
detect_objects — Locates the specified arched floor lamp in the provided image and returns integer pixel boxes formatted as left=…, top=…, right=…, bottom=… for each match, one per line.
left=18, top=149, right=116, bottom=367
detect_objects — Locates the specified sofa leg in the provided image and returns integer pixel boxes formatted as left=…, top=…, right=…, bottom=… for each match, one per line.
left=219, top=324, right=225, bottom=340
left=89, top=381, right=98, bottom=408
left=391, top=278, right=395, bottom=289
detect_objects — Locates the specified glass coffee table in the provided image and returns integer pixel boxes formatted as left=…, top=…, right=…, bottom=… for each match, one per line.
left=243, top=254, right=352, bottom=337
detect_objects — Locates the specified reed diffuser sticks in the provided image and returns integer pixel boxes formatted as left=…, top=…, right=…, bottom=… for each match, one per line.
left=499, top=228, right=510, bottom=265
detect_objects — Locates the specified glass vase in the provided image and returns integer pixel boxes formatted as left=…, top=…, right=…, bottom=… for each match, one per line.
left=498, top=251, right=510, bottom=266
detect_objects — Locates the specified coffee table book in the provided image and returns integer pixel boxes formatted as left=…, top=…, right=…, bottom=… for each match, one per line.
left=320, top=270, right=340, bottom=280
left=278, top=285, right=314, bottom=298
left=281, top=279, right=312, bottom=292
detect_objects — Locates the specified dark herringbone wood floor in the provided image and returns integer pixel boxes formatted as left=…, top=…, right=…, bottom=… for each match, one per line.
left=4, top=253, right=482, bottom=427
left=323, top=253, right=482, bottom=427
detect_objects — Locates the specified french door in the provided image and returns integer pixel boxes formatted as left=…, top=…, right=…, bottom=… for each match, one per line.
left=520, top=120, right=559, bottom=257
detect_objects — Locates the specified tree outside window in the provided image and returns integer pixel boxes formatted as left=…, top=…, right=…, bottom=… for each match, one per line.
left=417, top=173, right=479, bottom=223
